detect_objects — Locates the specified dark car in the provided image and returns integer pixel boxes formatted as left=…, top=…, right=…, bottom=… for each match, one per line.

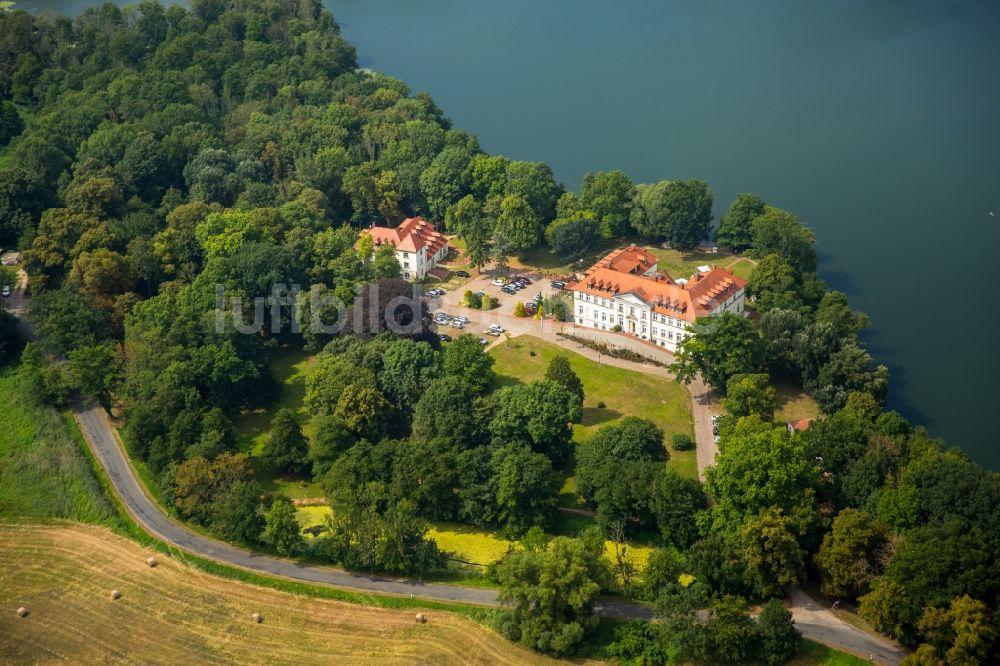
left=501, top=286, right=517, bottom=295
left=519, top=276, right=532, bottom=284
left=455, top=270, right=470, bottom=278
left=524, top=302, right=538, bottom=314
left=438, top=333, right=453, bottom=342
left=550, top=280, right=565, bottom=290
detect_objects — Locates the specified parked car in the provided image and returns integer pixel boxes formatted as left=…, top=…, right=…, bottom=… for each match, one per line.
left=438, top=333, right=453, bottom=342
left=455, top=270, right=470, bottom=278
left=550, top=280, right=565, bottom=290
left=483, top=328, right=501, bottom=336
left=532, top=293, right=544, bottom=303
left=487, top=323, right=505, bottom=333
left=519, top=276, right=532, bottom=284
left=451, top=320, right=465, bottom=329
left=453, top=315, right=469, bottom=324
left=478, top=337, right=489, bottom=345
left=524, top=303, right=538, bottom=314
left=475, top=290, right=486, bottom=297
left=1, top=285, right=10, bottom=297
left=491, top=278, right=506, bottom=287
left=424, top=288, right=444, bottom=297
left=501, top=286, right=517, bottom=295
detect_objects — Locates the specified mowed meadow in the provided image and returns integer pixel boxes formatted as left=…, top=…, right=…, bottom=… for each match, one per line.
left=0, top=523, right=577, bottom=666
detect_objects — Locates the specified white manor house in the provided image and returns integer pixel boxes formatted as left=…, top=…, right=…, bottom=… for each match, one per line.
left=571, top=245, right=747, bottom=352
left=361, top=216, right=451, bottom=281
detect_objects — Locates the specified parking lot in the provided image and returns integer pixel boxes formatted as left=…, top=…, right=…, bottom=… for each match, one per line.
left=423, top=270, right=569, bottom=348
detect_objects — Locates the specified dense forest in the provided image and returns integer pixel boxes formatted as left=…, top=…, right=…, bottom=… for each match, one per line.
left=1, top=1, right=998, bottom=663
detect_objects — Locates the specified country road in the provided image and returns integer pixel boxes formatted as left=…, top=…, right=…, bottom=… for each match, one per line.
left=10, top=286, right=904, bottom=664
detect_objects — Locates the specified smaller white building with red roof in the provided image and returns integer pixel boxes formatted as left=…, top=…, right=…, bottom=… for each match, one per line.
left=359, top=216, right=451, bottom=281
left=572, top=245, right=747, bottom=351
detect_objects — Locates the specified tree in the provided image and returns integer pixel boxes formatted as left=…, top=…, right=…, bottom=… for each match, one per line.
left=579, top=170, right=635, bottom=239
left=670, top=313, right=766, bottom=393
left=544, top=354, right=584, bottom=405
left=491, top=442, right=561, bottom=536
left=941, top=595, right=997, bottom=665
left=262, top=496, right=304, bottom=556
left=740, top=507, right=806, bottom=598
left=705, top=416, right=818, bottom=535
left=722, top=373, right=776, bottom=420
left=544, top=213, right=599, bottom=259
left=443, top=333, right=495, bottom=393
left=716, top=192, right=766, bottom=252
left=495, top=535, right=608, bottom=656
left=0, top=309, right=22, bottom=364
left=68, top=342, right=118, bottom=409
left=371, top=243, right=401, bottom=279
left=335, top=383, right=388, bottom=439
left=653, top=469, right=707, bottom=548
left=747, top=254, right=802, bottom=313
left=631, top=179, right=713, bottom=250
left=749, top=207, right=817, bottom=273
left=757, top=599, right=802, bottom=666
left=412, top=376, right=485, bottom=450
left=493, top=193, right=541, bottom=252
left=513, top=301, right=526, bottom=317
left=813, top=340, right=888, bottom=413
left=377, top=339, right=441, bottom=412
left=489, top=380, right=582, bottom=468
left=262, top=408, right=309, bottom=474
left=705, top=596, right=762, bottom=665
left=814, top=509, right=890, bottom=598
left=213, top=480, right=265, bottom=544
left=0, top=100, right=23, bottom=147
left=307, top=414, right=356, bottom=479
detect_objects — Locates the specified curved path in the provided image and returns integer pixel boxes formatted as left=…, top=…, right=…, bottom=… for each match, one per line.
left=8, top=284, right=903, bottom=663
left=73, top=385, right=904, bottom=664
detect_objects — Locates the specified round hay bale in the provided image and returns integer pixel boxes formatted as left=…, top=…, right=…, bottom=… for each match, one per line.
left=110, top=589, right=121, bottom=600
left=16, top=607, right=28, bottom=618
left=146, top=556, right=158, bottom=568
left=251, top=612, right=263, bottom=624
left=415, top=613, right=427, bottom=624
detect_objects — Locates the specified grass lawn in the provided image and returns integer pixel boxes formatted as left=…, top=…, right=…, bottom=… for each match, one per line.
left=645, top=246, right=753, bottom=281
left=774, top=381, right=822, bottom=423
left=790, top=640, right=871, bottom=666
left=489, top=335, right=696, bottom=479
left=235, top=346, right=314, bottom=454
left=0, top=360, right=118, bottom=526
left=512, top=238, right=620, bottom=277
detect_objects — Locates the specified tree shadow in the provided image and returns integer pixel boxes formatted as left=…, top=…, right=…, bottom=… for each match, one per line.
left=582, top=406, right=622, bottom=427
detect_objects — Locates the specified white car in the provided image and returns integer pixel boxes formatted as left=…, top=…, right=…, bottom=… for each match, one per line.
left=483, top=328, right=501, bottom=336
left=491, top=278, right=506, bottom=287
left=1, top=285, right=10, bottom=297
left=450, top=320, right=465, bottom=329
left=453, top=315, right=470, bottom=324
left=487, top=323, right=505, bottom=333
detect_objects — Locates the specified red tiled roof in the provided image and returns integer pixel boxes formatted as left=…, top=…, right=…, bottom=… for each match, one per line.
left=575, top=248, right=746, bottom=322
left=361, top=216, right=450, bottom=257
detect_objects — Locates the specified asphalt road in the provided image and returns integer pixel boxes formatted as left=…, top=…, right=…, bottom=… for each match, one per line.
left=54, top=286, right=903, bottom=663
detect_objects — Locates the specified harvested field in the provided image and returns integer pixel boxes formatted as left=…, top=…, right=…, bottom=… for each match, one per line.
left=0, top=523, right=587, bottom=665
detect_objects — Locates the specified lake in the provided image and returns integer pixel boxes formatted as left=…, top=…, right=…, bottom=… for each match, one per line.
left=14, top=0, right=1000, bottom=468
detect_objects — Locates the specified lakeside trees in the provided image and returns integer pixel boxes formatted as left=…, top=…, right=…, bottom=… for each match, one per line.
left=2, top=2, right=998, bottom=661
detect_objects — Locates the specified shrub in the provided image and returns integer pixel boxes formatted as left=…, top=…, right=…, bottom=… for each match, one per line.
left=672, top=433, right=695, bottom=451
left=514, top=302, right=526, bottom=317
left=463, top=290, right=482, bottom=308
left=597, top=401, right=606, bottom=409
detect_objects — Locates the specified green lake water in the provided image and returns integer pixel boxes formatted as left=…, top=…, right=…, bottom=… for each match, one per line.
left=14, top=0, right=1000, bottom=468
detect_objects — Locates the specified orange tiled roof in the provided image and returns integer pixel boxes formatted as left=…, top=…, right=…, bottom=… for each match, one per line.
left=361, top=216, right=450, bottom=257
left=575, top=248, right=746, bottom=321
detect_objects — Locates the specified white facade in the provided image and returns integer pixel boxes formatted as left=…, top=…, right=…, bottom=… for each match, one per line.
left=573, top=285, right=744, bottom=352
left=398, top=243, right=449, bottom=281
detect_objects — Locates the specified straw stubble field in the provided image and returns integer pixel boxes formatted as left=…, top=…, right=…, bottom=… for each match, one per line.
left=0, top=523, right=586, bottom=665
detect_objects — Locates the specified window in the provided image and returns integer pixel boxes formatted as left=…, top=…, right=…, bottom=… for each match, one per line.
left=578, top=306, right=584, bottom=314
left=652, top=327, right=658, bottom=337
left=618, top=304, right=624, bottom=312
left=403, top=261, right=410, bottom=268
left=618, top=317, right=624, bottom=326
left=668, top=332, right=674, bottom=340
left=577, top=318, right=583, bottom=324
left=629, top=307, right=635, bottom=315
